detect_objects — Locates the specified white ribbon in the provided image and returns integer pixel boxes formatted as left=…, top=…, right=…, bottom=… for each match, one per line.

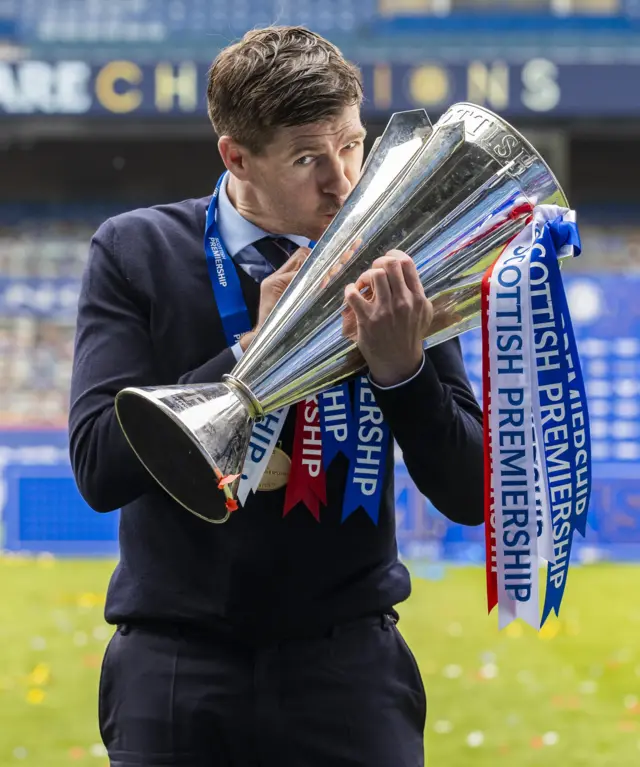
left=487, top=222, right=541, bottom=630
left=484, top=204, right=585, bottom=630
left=237, top=407, right=289, bottom=504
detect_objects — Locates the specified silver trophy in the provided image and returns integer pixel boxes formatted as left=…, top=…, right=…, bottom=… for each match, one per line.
left=114, top=102, right=568, bottom=523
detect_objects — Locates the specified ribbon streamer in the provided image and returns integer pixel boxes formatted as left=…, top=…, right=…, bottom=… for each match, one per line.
left=483, top=205, right=590, bottom=630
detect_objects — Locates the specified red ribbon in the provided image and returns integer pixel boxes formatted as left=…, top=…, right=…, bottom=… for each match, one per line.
left=481, top=259, right=499, bottom=615
left=283, top=395, right=327, bottom=520
left=481, top=216, right=534, bottom=616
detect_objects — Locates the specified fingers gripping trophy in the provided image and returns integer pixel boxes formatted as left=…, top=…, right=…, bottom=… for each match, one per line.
left=114, top=102, right=573, bottom=529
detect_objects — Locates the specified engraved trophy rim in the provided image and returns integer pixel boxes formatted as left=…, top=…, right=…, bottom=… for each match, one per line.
left=451, top=101, right=569, bottom=207
left=114, top=388, right=232, bottom=524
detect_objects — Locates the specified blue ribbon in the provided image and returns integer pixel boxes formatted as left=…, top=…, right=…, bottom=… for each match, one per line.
left=203, top=173, right=253, bottom=346
left=545, top=216, right=591, bottom=540
left=341, top=377, right=391, bottom=524
left=528, top=216, right=591, bottom=625
left=318, top=384, right=355, bottom=469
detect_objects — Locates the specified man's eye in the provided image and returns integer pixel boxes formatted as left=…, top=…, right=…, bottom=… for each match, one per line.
left=344, top=141, right=358, bottom=151
left=295, top=155, right=315, bottom=166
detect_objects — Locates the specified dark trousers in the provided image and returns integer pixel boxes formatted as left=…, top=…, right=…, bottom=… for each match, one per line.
left=98, top=613, right=426, bottom=766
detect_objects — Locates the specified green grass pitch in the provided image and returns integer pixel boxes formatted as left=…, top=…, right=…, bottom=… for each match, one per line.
left=1, top=556, right=638, bottom=766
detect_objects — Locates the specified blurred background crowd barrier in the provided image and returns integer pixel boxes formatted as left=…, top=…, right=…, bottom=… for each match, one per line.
left=0, top=0, right=639, bottom=563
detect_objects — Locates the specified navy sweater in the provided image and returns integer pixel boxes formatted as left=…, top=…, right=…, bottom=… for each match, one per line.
left=68, top=195, right=484, bottom=640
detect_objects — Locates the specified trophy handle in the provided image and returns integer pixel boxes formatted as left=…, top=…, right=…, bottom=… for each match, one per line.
left=361, top=108, right=433, bottom=177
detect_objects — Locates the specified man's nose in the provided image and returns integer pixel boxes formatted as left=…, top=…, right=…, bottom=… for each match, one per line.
left=321, top=156, right=352, bottom=200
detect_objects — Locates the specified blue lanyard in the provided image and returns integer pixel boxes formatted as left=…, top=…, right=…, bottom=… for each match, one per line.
left=203, top=173, right=253, bottom=346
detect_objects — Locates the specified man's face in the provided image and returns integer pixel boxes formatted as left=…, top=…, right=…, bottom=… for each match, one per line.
left=245, top=104, right=366, bottom=241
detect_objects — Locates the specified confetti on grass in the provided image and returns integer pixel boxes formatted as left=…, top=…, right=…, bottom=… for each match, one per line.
left=442, top=664, right=463, bottom=679
left=466, top=731, right=484, bottom=747
left=506, top=714, right=520, bottom=727
left=92, top=626, right=110, bottom=641
left=530, top=736, right=544, bottom=749
left=26, top=688, right=45, bottom=705
left=4, top=555, right=640, bottom=765
left=77, top=593, right=102, bottom=609
left=516, top=670, right=535, bottom=685
left=505, top=623, right=523, bottom=638
left=539, top=620, right=561, bottom=640
left=479, top=662, right=498, bottom=680
left=552, top=695, right=582, bottom=710
left=28, top=663, right=50, bottom=686
left=447, top=622, right=463, bottom=637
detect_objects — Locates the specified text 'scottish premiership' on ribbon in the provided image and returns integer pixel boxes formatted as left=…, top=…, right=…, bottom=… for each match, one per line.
left=482, top=204, right=591, bottom=631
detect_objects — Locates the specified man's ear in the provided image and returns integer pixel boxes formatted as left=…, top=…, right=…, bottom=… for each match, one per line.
left=218, top=136, right=253, bottom=181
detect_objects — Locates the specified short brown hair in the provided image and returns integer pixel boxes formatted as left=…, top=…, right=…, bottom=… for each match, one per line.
left=207, top=26, right=363, bottom=153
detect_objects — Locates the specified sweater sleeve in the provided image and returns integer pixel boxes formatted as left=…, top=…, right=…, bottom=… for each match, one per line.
left=370, top=338, right=484, bottom=526
left=68, top=220, right=236, bottom=513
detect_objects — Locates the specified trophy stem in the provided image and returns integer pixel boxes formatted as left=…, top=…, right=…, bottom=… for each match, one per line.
left=222, top=374, right=265, bottom=421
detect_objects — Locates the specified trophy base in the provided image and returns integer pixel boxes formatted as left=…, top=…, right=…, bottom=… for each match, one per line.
left=115, top=388, right=242, bottom=524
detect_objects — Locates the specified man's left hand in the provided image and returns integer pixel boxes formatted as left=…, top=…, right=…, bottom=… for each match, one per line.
left=343, top=250, right=433, bottom=387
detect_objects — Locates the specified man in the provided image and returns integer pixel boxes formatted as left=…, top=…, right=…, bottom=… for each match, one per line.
left=69, top=26, right=484, bottom=767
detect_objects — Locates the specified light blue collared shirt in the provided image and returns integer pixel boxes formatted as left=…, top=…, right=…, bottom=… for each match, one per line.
left=216, top=172, right=310, bottom=360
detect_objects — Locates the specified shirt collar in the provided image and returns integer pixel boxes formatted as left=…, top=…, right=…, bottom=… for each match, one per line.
left=216, top=172, right=310, bottom=257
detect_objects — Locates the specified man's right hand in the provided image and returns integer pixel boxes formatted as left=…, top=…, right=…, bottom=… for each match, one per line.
left=239, top=246, right=311, bottom=351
